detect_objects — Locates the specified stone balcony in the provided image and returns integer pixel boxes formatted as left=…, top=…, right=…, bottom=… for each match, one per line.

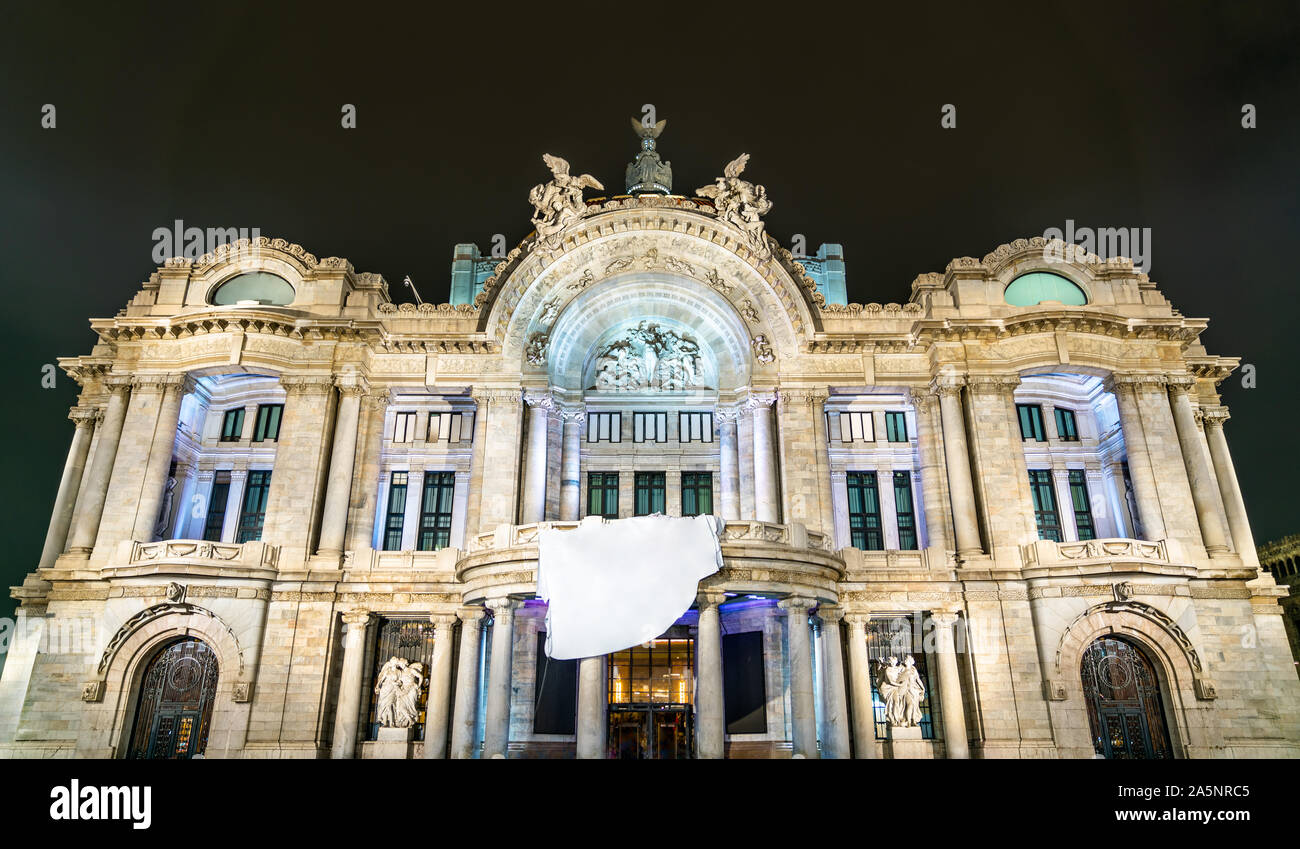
left=106, top=538, right=281, bottom=580
left=1019, top=537, right=1197, bottom=579
left=455, top=518, right=845, bottom=603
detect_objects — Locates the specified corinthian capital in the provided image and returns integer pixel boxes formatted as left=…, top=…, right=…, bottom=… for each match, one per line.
left=524, top=390, right=556, bottom=410
left=68, top=406, right=103, bottom=427
left=334, top=374, right=371, bottom=397
left=280, top=375, right=334, bottom=396
left=559, top=403, right=587, bottom=423
left=744, top=391, right=776, bottom=411
left=929, top=375, right=966, bottom=397
left=966, top=374, right=1021, bottom=395
left=713, top=404, right=742, bottom=423
left=1165, top=373, right=1195, bottom=395
left=1200, top=406, right=1230, bottom=428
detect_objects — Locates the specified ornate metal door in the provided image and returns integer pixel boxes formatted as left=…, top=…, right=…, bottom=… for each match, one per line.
left=1081, top=637, right=1172, bottom=759
left=127, top=638, right=219, bottom=759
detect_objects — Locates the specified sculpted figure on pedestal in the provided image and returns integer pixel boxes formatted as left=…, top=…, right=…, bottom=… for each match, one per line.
left=696, top=153, right=773, bottom=259
left=529, top=153, right=604, bottom=249
left=877, top=654, right=926, bottom=728
left=374, top=656, right=425, bottom=728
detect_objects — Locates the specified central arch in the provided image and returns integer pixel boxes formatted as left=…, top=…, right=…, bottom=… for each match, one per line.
left=1080, top=636, right=1173, bottom=759
left=126, top=637, right=220, bottom=759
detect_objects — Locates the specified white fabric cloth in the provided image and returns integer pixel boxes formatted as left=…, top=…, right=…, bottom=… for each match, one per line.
left=537, top=514, right=722, bottom=660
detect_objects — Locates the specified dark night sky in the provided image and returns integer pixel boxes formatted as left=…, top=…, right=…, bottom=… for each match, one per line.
left=1, top=1, right=1297, bottom=625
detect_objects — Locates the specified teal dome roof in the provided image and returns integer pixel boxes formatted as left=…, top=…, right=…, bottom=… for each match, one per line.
left=210, top=272, right=295, bottom=306
left=1004, top=271, right=1087, bottom=306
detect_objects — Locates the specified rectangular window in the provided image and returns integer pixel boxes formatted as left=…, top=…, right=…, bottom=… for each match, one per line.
left=202, top=471, right=231, bottom=541
left=587, top=472, right=619, bottom=518
left=678, top=411, right=714, bottom=443
left=885, top=411, right=908, bottom=442
left=633, top=411, right=668, bottom=443
left=837, top=411, right=874, bottom=443
left=427, top=411, right=469, bottom=443
left=1068, top=470, right=1095, bottom=541
left=634, top=472, right=666, bottom=516
left=383, top=471, right=408, bottom=550
left=722, top=631, right=768, bottom=734
left=533, top=631, right=578, bottom=735
left=236, top=470, right=271, bottom=543
left=681, top=471, right=713, bottom=517
left=393, top=411, right=417, bottom=443
left=220, top=408, right=245, bottom=442
left=846, top=472, right=884, bottom=551
left=1029, top=469, right=1062, bottom=541
left=1017, top=404, right=1046, bottom=441
left=1055, top=407, right=1079, bottom=441
left=893, top=471, right=918, bottom=550
left=586, top=412, right=622, bottom=443
left=417, top=472, right=455, bottom=551
left=251, top=403, right=283, bottom=442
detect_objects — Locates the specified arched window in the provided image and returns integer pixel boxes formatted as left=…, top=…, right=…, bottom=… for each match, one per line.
left=1004, top=271, right=1087, bottom=307
left=210, top=272, right=295, bottom=306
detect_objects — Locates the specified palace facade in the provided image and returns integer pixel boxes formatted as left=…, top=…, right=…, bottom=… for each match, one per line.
left=3, top=136, right=1298, bottom=760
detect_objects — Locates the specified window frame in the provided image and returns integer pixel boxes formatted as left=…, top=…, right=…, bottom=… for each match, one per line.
left=417, top=471, right=455, bottom=551
left=633, top=411, right=668, bottom=443
left=846, top=471, right=884, bottom=551
left=251, top=403, right=283, bottom=442
left=884, top=411, right=908, bottom=443
left=678, top=411, right=714, bottom=443
left=1068, top=469, right=1095, bottom=541
left=1054, top=407, right=1079, bottom=442
left=1028, top=469, right=1062, bottom=542
left=893, top=470, right=918, bottom=551
left=1017, top=404, right=1047, bottom=442
left=383, top=471, right=409, bottom=550
left=236, top=470, right=272, bottom=543
left=220, top=408, right=245, bottom=442
left=393, top=411, right=417, bottom=444
left=587, top=472, right=619, bottom=518
left=202, top=471, right=231, bottom=541
left=634, top=471, right=666, bottom=516
left=681, top=471, right=713, bottom=517
left=586, top=412, right=622, bottom=443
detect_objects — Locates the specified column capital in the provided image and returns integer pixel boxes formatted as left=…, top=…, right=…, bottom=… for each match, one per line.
left=430, top=613, right=459, bottom=628
left=744, top=391, right=776, bottom=411
left=472, top=387, right=523, bottom=406
left=965, top=374, right=1021, bottom=395
left=133, top=372, right=194, bottom=394
left=929, top=374, right=966, bottom=397
left=485, top=597, right=518, bottom=616
left=777, top=387, right=829, bottom=406
left=931, top=612, right=960, bottom=629
left=816, top=604, right=845, bottom=624
left=1165, top=374, right=1196, bottom=395
left=455, top=606, right=488, bottom=624
left=68, top=406, right=102, bottom=427
left=103, top=374, right=136, bottom=393
left=335, top=374, right=371, bottom=397
left=778, top=595, right=817, bottom=614
left=697, top=591, right=728, bottom=609
left=559, top=403, right=587, bottom=423
left=843, top=612, right=871, bottom=629
left=1200, top=406, right=1230, bottom=428
left=905, top=386, right=938, bottom=413
left=713, top=404, right=742, bottom=423
left=279, top=375, right=335, bottom=396
left=341, top=609, right=373, bottom=627
left=1106, top=373, right=1168, bottom=392
left=523, top=390, right=555, bottom=410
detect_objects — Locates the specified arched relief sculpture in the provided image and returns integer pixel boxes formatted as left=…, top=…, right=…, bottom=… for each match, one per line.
left=593, top=321, right=706, bottom=391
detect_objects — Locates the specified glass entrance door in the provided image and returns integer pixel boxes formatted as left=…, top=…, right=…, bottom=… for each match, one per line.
left=607, top=632, right=695, bottom=759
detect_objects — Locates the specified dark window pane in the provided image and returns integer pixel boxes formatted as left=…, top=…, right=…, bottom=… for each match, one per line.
left=202, top=472, right=231, bottom=541
left=847, top=472, right=883, bottom=550
left=1029, top=469, right=1062, bottom=541
left=723, top=631, right=767, bottom=734
left=418, top=472, right=455, bottom=551
left=893, top=471, right=917, bottom=550
left=533, top=631, right=578, bottom=734
left=384, top=472, right=408, bottom=550
left=220, top=408, right=244, bottom=442
left=236, top=470, right=271, bottom=543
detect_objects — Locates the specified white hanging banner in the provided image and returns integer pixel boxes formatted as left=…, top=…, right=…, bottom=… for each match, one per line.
left=537, top=514, right=723, bottom=660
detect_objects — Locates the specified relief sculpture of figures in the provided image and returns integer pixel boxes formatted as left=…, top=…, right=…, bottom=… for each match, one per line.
left=877, top=655, right=926, bottom=728
left=528, top=153, right=604, bottom=249
left=696, top=153, right=773, bottom=259
left=374, top=656, right=425, bottom=729
left=594, top=320, right=705, bottom=391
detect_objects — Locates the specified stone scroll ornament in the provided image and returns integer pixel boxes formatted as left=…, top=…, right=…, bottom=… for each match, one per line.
left=696, top=153, right=773, bottom=259
left=528, top=153, right=604, bottom=250
left=876, top=655, right=926, bottom=727
left=374, top=656, right=425, bottom=729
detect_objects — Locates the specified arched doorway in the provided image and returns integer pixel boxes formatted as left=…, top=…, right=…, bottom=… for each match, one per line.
left=127, top=638, right=219, bottom=759
left=1080, top=636, right=1172, bottom=759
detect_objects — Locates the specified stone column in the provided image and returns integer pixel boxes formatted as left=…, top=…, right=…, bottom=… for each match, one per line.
left=931, top=612, right=970, bottom=759
left=748, top=392, right=779, bottom=523
left=330, top=610, right=372, bottom=759
left=39, top=406, right=98, bottom=568
left=695, top=591, right=727, bottom=759
left=423, top=614, right=458, bottom=759
left=221, top=470, right=247, bottom=543
left=520, top=392, right=553, bottom=524
left=1167, top=378, right=1230, bottom=555
left=318, top=377, right=369, bottom=557
left=449, top=607, right=486, bottom=759
left=811, top=392, right=834, bottom=534
left=716, top=407, right=741, bottom=520
left=781, top=596, right=819, bottom=758
left=130, top=375, right=189, bottom=542
left=347, top=392, right=391, bottom=551
left=482, top=598, right=517, bottom=759
left=464, top=390, right=492, bottom=535
left=167, top=460, right=198, bottom=540
left=1202, top=408, right=1260, bottom=569
left=559, top=405, right=585, bottom=521
left=933, top=378, right=982, bottom=557
left=576, top=655, right=608, bottom=759
left=817, top=605, right=852, bottom=759
left=1107, top=377, right=1167, bottom=541
left=1052, top=468, right=1079, bottom=541
left=909, top=392, right=951, bottom=554
left=844, top=614, right=877, bottom=759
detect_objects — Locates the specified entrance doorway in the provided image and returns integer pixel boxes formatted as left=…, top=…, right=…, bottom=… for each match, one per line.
left=1081, top=636, right=1172, bottom=759
left=607, top=633, right=694, bottom=759
left=127, top=638, right=219, bottom=759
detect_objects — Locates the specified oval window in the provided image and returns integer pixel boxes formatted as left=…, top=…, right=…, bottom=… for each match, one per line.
left=210, top=272, right=295, bottom=306
left=1004, top=271, right=1087, bottom=307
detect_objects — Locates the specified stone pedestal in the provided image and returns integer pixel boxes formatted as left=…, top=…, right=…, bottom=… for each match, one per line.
left=883, top=724, right=927, bottom=759
left=374, top=725, right=414, bottom=759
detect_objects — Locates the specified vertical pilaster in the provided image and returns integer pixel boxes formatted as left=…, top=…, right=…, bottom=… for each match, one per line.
left=347, top=391, right=390, bottom=551
left=1167, top=377, right=1229, bottom=555
left=67, top=376, right=131, bottom=554
left=695, top=591, right=726, bottom=759
left=482, top=598, right=517, bottom=758
left=781, top=596, right=819, bottom=758
left=843, top=614, right=877, bottom=758
left=715, top=406, right=741, bottom=520
left=474, top=390, right=525, bottom=531
left=449, top=607, right=486, bottom=759
left=1107, top=376, right=1168, bottom=541
left=424, top=614, right=458, bottom=759
left=576, top=655, right=608, bottom=759
left=330, top=610, right=372, bottom=759
left=130, top=374, right=190, bottom=542
left=816, top=605, right=851, bottom=759
left=909, top=391, right=952, bottom=555
left=317, top=376, right=369, bottom=557
left=559, top=405, right=585, bottom=521
left=931, top=612, right=970, bottom=759
left=933, top=377, right=982, bottom=557
left=520, top=392, right=553, bottom=524
left=1202, top=408, right=1260, bottom=569
left=39, top=406, right=98, bottom=568
left=748, top=392, right=779, bottom=523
